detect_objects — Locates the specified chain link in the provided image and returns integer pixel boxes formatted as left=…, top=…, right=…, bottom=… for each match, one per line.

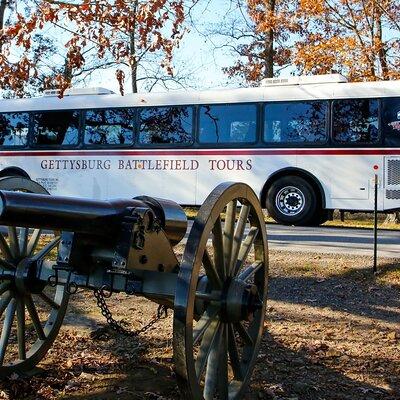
left=93, top=287, right=169, bottom=337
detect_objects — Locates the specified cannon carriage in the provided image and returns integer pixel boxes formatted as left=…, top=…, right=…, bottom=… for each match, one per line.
left=0, top=175, right=268, bottom=399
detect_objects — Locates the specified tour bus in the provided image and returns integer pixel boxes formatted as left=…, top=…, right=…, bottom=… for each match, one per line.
left=0, top=73, right=400, bottom=226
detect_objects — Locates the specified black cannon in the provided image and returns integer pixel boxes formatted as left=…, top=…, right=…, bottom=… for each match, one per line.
left=0, top=175, right=268, bottom=399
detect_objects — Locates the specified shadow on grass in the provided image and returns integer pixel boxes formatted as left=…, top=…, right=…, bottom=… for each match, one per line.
left=269, top=261, right=400, bottom=324
left=2, top=326, right=395, bottom=400
left=251, top=332, right=398, bottom=400
left=0, top=260, right=399, bottom=399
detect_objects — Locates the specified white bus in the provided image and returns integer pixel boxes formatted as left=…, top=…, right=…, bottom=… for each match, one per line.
left=0, top=74, right=400, bottom=226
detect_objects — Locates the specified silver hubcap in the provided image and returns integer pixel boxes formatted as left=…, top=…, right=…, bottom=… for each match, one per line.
left=276, top=186, right=305, bottom=216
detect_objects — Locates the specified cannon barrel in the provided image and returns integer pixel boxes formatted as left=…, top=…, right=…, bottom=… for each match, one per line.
left=0, top=190, right=187, bottom=243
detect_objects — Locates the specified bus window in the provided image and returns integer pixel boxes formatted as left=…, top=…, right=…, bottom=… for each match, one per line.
left=199, top=104, right=256, bottom=143
left=0, top=112, right=29, bottom=147
left=382, top=97, right=400, bottom=146
left=33, top=111, right=79, bottom=146
left=84, top=108, right=134, bottom=145
left=332, top=99, right=379, bottom=144
left=139, top=106, right=193, bottom=144
left=264, top=101, right=328, bottom=144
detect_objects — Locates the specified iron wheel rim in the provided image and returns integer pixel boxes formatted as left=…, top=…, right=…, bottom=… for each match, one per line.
left=0, top=177, right=69, bottom=375
left=173, top=182, right=268, bottom=400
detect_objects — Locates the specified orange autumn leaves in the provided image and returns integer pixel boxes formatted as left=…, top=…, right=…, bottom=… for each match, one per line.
left=295, top=0, right=400, bottom=81
left=0, top=0, right=186, bottom=96
left=1, top=0, right=399, bottom=95
left=226, top=0, right=400, bottom=83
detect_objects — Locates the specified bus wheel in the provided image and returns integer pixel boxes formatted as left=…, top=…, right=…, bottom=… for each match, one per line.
left=266, top=176, right=317, bottom=226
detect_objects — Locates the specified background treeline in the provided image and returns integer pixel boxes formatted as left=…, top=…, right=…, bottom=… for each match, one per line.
left=0, top=0, right=399, bottom=96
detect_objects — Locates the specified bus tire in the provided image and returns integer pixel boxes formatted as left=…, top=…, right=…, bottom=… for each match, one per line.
left=266, top=175, right=317, bottom=226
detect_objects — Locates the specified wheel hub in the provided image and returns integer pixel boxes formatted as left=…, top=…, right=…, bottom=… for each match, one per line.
left=223, top=278, right=262, bottom=323
left=276, top=186, right=305, bottom=216
left=15, top=258, right=46, bottom=295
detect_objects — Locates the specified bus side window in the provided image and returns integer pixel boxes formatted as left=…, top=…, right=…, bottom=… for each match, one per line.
left=84, top=108, right=134, bottom=145
left=198, top=104, right=256, bottom=144
left=382, top=98, right=400, bottom=146
left=138, top=106, right=193, bottom=144
left=264, top=101, right=328, bottom=144
left=332, top=99, right=379, bottom=144
left=32, top=111, right=79, bottom=146
left=0, top=112, right=29, bottom=147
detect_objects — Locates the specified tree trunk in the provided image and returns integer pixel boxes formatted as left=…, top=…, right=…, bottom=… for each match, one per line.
left=129, top=0, right=138, bottom=93
left=375, top=13, right=388, bottom=80
left=130, top=31, right=138, bottom=94
left=0, top=0, right=8, bottom=50
left=262, top=0, right=275, bottom=78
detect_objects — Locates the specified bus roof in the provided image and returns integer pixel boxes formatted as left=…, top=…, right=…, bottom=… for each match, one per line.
left=1, top=79, right=400, bottom=113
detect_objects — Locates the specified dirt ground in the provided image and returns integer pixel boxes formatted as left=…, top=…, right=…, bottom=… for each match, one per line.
left=0, top=249, right=399, bottom=400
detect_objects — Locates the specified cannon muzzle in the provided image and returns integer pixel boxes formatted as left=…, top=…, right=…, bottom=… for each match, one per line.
left=0, top=190, right=187, bottom=243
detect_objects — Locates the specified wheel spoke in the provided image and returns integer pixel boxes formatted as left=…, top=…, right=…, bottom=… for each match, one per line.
left=0, top=258, right=16, bottom=271
left=0, top=292, right=12, bottom=317
left=212, top=216, right=225, bottom=281
left=239, top=262, right=264, bottom=282
left=195, top=319, right=220, bottom=380
left=202, top=249, right=222, bottom=289
left=0, top=233, right=13, bottom=261
left=234, top=322, right=253, bottom=346
left=217, top=324, right=229, bottom=399
left=228, top=323, right=243, bottom=380
left=31, top=236, right=60, bottom=261
left=223, top=200, right=237, bottom=276
left=8, top=227, right=20, bottom=258
left=229, top=204, right=250, bottom=276
left=0, top=297, right=17, bottom=365
left=27, top=229, right=42, bottom=257
left=233, top=227, right=259, bottom=276
left=0, top=283, right=11, bottom=297
left=25, top=295, right=46, bottom=340
left=16, top=298, right=26, bottom=360
left=38, top=292, right=60, bottom=310
left=193, top=305, right=220, bottom=346
left=203, top=324, right=224, bottom=400
left=19, top=228, right=29, bottom=257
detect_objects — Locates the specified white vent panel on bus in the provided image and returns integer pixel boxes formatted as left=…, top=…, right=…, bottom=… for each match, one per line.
left=384, top=156, right=400, bottom=209
left=386, top=190, right=400, bottom=200
left=387, top=159, right=400, bottom=186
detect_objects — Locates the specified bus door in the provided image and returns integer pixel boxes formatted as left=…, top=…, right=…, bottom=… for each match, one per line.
left=330, top=98, right=381, bottom=208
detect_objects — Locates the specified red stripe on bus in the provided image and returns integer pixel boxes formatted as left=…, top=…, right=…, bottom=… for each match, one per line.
left=0, top=149, right=400, bottom=157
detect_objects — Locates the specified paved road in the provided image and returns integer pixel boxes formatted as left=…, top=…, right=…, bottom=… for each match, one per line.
left=1, top=223, right=399, bottom=259
left=185, top=222, right=400, bottom=258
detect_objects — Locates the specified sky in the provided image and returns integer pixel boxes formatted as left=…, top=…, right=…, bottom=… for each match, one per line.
left=88, top=0, right=245, bottom=94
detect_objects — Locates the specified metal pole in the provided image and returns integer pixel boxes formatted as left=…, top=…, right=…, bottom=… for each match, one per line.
left=373, top=174, right=378, bottom=274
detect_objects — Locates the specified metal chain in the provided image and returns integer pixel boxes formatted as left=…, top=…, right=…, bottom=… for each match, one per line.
left=93, top=287, right=169, bottom=337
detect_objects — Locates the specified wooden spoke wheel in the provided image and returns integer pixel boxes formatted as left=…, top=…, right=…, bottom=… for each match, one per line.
left=173, top=182, right=268, bottom=400
left=0, top=177, right=69, bottom=375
